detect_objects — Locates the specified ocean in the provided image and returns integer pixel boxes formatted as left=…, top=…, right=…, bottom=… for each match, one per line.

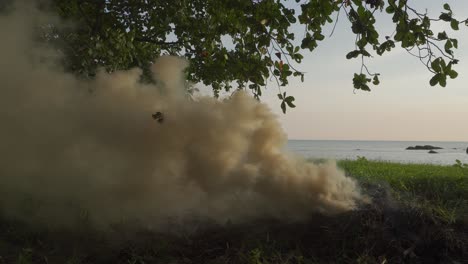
left=286, top=140, right=468, bottom=165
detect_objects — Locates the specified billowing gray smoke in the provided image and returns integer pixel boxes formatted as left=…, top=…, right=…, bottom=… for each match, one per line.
left=0, top=3, right=368, bottom=229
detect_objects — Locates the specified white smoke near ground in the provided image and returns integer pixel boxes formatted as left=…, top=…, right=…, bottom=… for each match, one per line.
left=0, top=3, right=368, bottom=229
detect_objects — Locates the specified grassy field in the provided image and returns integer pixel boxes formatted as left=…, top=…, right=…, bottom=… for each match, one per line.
left=338, top=158, right=468, bottom=224
left=1, top=159, right=467, bottom=264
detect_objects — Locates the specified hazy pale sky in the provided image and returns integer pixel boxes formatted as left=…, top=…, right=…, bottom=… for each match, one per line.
left=256, top=0, right=468, bottom=142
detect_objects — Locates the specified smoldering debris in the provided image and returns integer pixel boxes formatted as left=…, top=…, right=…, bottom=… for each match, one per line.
left=151, top=112, right=164, bottom=123
left=0, top=3, right=368, bottom=229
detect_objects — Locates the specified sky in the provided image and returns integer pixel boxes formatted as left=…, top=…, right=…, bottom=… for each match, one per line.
left=255, top=0, right=468, bottom=142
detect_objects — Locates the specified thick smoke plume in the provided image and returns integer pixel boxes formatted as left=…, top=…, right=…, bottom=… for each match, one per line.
left=0, top=4, right=367, bottom=229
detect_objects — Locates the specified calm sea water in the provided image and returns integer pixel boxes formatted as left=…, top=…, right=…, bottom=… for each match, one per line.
left=286, top=140, right=468, bottom=165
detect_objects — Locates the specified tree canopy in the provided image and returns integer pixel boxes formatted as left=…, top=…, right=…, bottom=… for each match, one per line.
left=25, top=0, right=468, bottom=112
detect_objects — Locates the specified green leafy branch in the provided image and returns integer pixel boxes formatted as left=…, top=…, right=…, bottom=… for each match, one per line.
left=277, top=92, right=296, bottom=114
left=36, top=0, right=468, bottom=112
left=343, top=1, right=382, bottom=91
left=342, top=0, right=464, bottom=91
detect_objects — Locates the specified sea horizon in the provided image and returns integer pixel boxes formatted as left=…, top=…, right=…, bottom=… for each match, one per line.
left=288, top=139, right=468, bottom=143
left=286, top=139, right=468, bottom=165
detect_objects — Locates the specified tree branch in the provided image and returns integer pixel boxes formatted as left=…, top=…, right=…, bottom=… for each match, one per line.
left=133, top=37, right=183, bottom=46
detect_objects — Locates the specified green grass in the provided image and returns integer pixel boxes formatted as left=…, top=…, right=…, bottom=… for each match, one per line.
left=1, top=159, right=467, bottom=263
left=338, top=158, right=468, bottom=223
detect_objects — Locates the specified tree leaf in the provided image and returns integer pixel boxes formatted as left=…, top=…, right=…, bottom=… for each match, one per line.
left=346, top=50, right=360, bottom=59
left=360, top=49, right=371, bottom=57
left=450, top=19, right=459, bottom=30
left=429, top=74, right=440, bottom=86
left=285, top=96, right=296, bottom=108
left=385, top=5, right=395, bottom=14
left=445, top=40, right=453, bottom=55
left=372, top=75, right=380, bottom=85
left=439, top=13, right=452, bottom=22
left=281, top=101, right=286, bottom=114
left=448, top=70, right=458, bottom=79
left=437, top=31, right=448, bottom=40
left=431, top=59, right=441, bottom=72
left=439, top=75, right=447, bottom=87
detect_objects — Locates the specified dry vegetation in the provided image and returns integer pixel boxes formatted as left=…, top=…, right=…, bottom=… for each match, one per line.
left=1, top=159, right=467, bottom=264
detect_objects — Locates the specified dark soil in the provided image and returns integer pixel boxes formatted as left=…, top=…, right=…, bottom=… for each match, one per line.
left=0, top=184, right=467, bottom=264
